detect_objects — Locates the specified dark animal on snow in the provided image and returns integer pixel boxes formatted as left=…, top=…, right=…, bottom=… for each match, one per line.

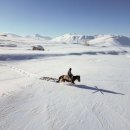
left=56, top=75, right=80, bottom=84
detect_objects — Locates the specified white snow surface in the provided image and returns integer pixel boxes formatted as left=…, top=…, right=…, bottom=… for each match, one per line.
left=0, top=33, right=130, bottom=130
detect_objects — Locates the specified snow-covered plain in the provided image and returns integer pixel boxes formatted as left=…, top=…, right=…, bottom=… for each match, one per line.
left=0, top=33, right=130, bottom=130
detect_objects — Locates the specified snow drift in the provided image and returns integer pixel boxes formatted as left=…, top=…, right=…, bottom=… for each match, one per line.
left=0, top=32, right=130, bottom=130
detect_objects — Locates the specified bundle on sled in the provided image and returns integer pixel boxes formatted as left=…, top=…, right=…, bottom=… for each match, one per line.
left=56, top=75, right=80, bottom=84
left=40, top=77, right=58, bottom=82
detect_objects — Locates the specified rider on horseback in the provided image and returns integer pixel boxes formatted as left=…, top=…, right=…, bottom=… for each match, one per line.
left=68, top=68, right=73, bottom=82
left=56, top=68, right=80, bottom=84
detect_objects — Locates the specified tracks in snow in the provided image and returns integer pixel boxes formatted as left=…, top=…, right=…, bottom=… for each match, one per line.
left=0, top=64, right=59, bottom=82
left=0, top=63, right=38, bottom=79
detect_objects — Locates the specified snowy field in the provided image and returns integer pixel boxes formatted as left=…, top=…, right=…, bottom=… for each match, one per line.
left=0, top=33, right=130, bottom=130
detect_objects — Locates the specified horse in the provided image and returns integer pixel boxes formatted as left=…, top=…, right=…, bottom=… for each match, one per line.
left=56, top=75, right=80, bottom=84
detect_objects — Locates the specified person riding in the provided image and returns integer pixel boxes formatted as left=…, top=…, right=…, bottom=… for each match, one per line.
left=68, top=68, right=73, bottom=81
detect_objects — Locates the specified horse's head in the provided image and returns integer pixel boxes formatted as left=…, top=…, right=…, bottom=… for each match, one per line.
left=76, top=75, right=80, bottom=82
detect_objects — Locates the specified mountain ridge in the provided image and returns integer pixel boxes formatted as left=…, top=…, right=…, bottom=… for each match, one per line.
left=0, top=32, right=130, bottom=46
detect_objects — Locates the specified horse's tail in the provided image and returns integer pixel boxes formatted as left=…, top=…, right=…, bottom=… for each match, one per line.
left=56, top=75, right=64, bottom=83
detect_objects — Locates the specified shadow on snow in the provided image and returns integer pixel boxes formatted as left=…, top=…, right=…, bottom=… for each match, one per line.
left=74, top=84, right=125, bottom=95
left=0, top=50, right=127, bottom=61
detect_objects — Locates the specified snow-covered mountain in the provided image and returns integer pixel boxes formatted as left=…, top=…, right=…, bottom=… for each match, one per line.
left=26, top=34, right=52, bottom=40
left=0, top=33, right=52, bottom=42
left=51, top=33, right=108, bottom=44
left=87, top=35, right=130, bottom=47
left=51, top=33, right=130, bottom=47
left=113, top=35, right=130, bottom=46
left=0, top=32, right=130, bottom=47
left=0, top=33, right=21, bottom=38
left=51, top=33, right=88, bottom=44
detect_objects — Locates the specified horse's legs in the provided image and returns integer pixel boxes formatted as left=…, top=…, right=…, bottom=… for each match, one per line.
left=72, top=81, right=75, bottom=84
left=62, top=79, right=65, bottom=82
left=71, top=78, right=75, bottom=84
left=56, top=76, right=64, bottom=83
left=56, top=76, right=61, bottom=83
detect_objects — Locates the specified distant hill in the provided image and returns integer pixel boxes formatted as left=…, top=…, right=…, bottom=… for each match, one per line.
left=26, top=34, right=52, bottom=40
left=0, top=33, right=21, bottom=38
left=51, top=33, right=130, bottom=47
left=0, top=32, right=130, bottom=47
